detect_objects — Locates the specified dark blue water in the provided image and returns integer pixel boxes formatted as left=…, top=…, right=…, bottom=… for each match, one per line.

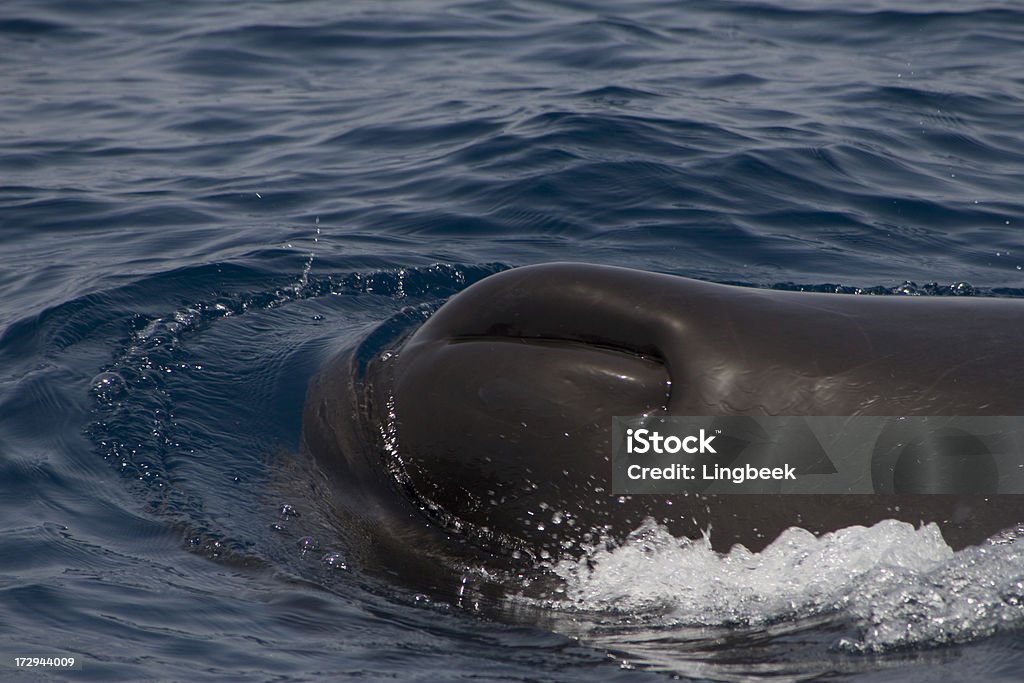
left=3, top=1, right=1024, bottom=680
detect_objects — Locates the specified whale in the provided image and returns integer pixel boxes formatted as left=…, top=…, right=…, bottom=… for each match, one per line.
left=302, top=262, right=1024, bottom=575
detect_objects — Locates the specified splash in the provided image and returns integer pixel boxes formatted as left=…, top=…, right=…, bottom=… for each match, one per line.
left=544, top=517, right=1024, bottom=652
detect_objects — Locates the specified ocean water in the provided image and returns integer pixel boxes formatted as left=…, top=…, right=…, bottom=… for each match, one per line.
left=2, top=1, right=1024, bottom=681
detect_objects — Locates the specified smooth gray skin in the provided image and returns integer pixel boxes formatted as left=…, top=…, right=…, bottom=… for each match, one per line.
left=303, top=263, right=1024, bottom=566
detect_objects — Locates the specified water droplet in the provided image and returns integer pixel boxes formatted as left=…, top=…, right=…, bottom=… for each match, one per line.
left=297, top=536, right=320, bottom=552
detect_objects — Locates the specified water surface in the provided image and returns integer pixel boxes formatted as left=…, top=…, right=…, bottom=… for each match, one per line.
left=3, top=1, right=1024, bottom=680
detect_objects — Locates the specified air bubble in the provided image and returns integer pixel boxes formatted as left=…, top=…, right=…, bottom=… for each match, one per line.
left=90, top=372, right=127, bottom=402
left=950, top=282, right=976, bottom=296
left=322, top=552, right=348, bottom=570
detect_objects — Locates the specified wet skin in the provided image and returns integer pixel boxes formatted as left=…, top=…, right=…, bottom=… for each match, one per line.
left=303, top=263, right=1024, bottom=565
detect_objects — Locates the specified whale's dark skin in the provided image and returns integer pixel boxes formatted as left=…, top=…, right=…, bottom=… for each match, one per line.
left=303, top=263, right=1024, bottom=569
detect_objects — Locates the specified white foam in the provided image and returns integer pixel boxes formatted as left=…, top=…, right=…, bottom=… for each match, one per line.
left=544, top=518, right=1024, bottom=652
